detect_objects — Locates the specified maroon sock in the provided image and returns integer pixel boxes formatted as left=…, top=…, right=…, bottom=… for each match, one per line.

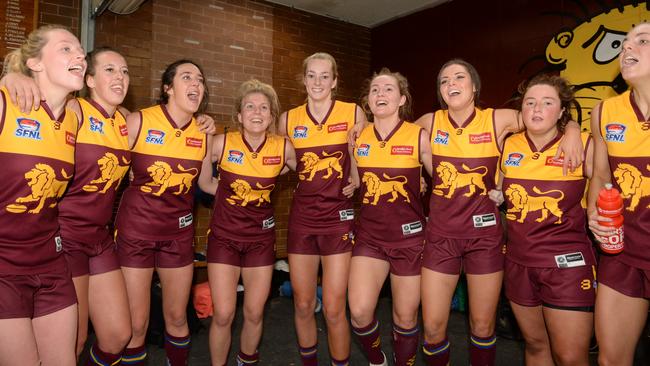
left=422, top=338, right=450, bottom=366
left=330, top=356, right=349, bottom=365
left=236, top=350, right=259, bottom=365
left=352, top=319, right=385, bottom=364
left=469, top=333, right=496, bottom=366
left=299, top=344, right=318, bottom=366
left=121, top=345, right=147, bottom=366
left=84, top=342, right=122, bottom=366
left=392, top=324, right=419, bottom=366
left=164, top=331, right=191, bottom=366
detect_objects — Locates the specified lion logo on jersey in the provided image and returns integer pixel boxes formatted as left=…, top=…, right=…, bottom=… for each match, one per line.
left=362, top=172, right=410, bottom=205
left=505, top=184, right=564, bottom=224
left=142, top=161, right=198, bottom=196
left=613, top=163, right=650, bottom=212
left=433, top=162, right=488, bottom=198
left=83, top=152, right=131, bottom=193
left=226, top=179, right=275, bottom=207
left=299, top=151, right=344, bottom=181
left=6, top=164, right=72, bottom=214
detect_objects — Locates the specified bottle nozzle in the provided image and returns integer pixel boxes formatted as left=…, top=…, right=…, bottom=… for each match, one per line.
left=604, top=183, right=613, bottom=190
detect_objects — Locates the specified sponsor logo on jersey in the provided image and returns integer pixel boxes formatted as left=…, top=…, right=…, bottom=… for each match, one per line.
left=433, top=129, right=449, bottom=145
left=145, top=129, right=165, bottom=145
left=89, top=116, right=104, bottom=134
left=469, top=132, right=492, bottom=144
left=328, top=122, right=348, bottom=133
left=119, top=124, right=128, bottom=136
left=178, top=213, right=193, bottom=229
left=55, top=236, right=62, bottom=252
left=545, top=156, right=564, bottom=167
left=604, top=123, right=626, bottom=142
left=357, top=143, right=370, bottom=157
left=66, top=132, right=76, bottom=146
left=339, top=209, right=354, bottom=221
left=263, top=156, right=282, bottom=165
left=293, top=125, right=308, bottom=139
left=504, top=152, right=524, bottom=167
left=186, top=137, right=203, bottom=148
left=227, top=150, right=244, bottom=165
left=15, top=118, right=42, bottom=140
left=402, top=221, right=423, bottom=235
left=262, top=216, right=275, bottom=229
left=391, top=145, right=414, bottom=155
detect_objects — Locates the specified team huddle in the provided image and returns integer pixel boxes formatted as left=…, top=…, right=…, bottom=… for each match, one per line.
left=1, top=21, right=649, bottom=366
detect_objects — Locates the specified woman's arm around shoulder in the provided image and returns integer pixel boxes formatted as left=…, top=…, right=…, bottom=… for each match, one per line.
left=125, top=109, right=143, bottom=149
left=282, top=137, right=297, bottom=174
left=198, top=134, right=225, bottom=194
left=587, top=103, right=614, bottom=238
left=414, top=112, right=434, bottom=133
left=419, top=127, right=433, bottom=177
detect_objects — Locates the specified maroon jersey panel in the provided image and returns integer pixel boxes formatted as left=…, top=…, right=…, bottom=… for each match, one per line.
left=116, top=154, right=201, bottom=240
left=289, top=142, right=353, bottom=233
left=504, top=178, right=594, bottom=267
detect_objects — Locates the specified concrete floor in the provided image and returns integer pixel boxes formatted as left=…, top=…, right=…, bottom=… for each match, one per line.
left=145, top=297, right=527, bottom=365
left=79, top=273, right=650, bottom=365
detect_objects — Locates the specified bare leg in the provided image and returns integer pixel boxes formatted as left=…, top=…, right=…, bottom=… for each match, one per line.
left=208, top=263, right=240, bottom=365
left=33, top=304, right=78, bottom=366
left=239, top=265, right=273, bottom=355
left=595, top=284, right=649, bottom=366
left=510, top=303, right=553, bottom=366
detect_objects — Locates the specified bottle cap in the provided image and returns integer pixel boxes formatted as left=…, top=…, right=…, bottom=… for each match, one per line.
left=605, top=183, right=613, bottom=190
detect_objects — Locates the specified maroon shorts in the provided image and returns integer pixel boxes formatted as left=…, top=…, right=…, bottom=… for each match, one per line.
left=352, top=239, right=423, bottom=276
left=116, top=231, right=194, bottom=269
left=599, top=255, right=650, bottom=299
left=422, top=232, right=504, bottom=275
left=505, top=259, right=596, bottom=308
left=207, top=232, right=275, bottom=267
left=287, top=228, right=353, bottom=256
left=63, top=235, right=120, bottom=277
left=0, top=266, right=77, bottom=319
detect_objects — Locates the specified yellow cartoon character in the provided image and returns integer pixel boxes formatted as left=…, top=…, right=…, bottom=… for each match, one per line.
left=299, top=151, right=344, bottom=181
left=143, top=161, right=198, bottom=196
left=504, top=184, right=564, bottom=224
left=83, top=152, right=131, bottom=193
left=226, top=179, right=275, bottom=207
left=613, top=163, right=650, bottom=212
left=433, top=161, right=488, bottom=198
left=545, top=3, right=649, bottom=129
left=7, top=164, right=72, bottom=214
left=362, top=172, right=410, bottom=205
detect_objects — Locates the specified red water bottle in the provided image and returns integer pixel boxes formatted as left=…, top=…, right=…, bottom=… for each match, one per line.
left=597, top=183, right=624, bottom=254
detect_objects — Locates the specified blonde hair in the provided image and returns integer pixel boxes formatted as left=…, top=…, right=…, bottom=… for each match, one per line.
left=234, top=79, right=280, bottom=133
left=2, top=24, right=71, bottom=77
left=302, top=52, right=338, bottom=97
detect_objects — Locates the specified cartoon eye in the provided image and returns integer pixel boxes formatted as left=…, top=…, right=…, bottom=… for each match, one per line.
left=593, top=30, right=625, bottom=64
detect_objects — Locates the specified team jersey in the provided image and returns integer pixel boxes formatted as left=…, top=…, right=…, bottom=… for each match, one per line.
left=211, top=132, right=286, bottom=241
left=0, top=88, right=77, bottom=274
left=599, top=90, right=650, bottom=269
left=286, top=101, right=357, bottom=233
left=427, top=108, right=501, bottom=239
left=354, top=121, right=425, bottom=248
left=502, top=131, right=594, bottom=268
left=115, top=104, right=206, bottom=240
left=58, top=98, right=130, bottom=243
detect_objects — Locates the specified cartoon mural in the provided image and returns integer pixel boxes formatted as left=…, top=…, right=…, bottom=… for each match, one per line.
left=544, top=2, right=650, bottom=130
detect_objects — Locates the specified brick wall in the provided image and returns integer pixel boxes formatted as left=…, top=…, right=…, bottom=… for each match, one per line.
left=38, top=0, right=80, bottom=33
left=36, top=0, right=371, bottom=258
